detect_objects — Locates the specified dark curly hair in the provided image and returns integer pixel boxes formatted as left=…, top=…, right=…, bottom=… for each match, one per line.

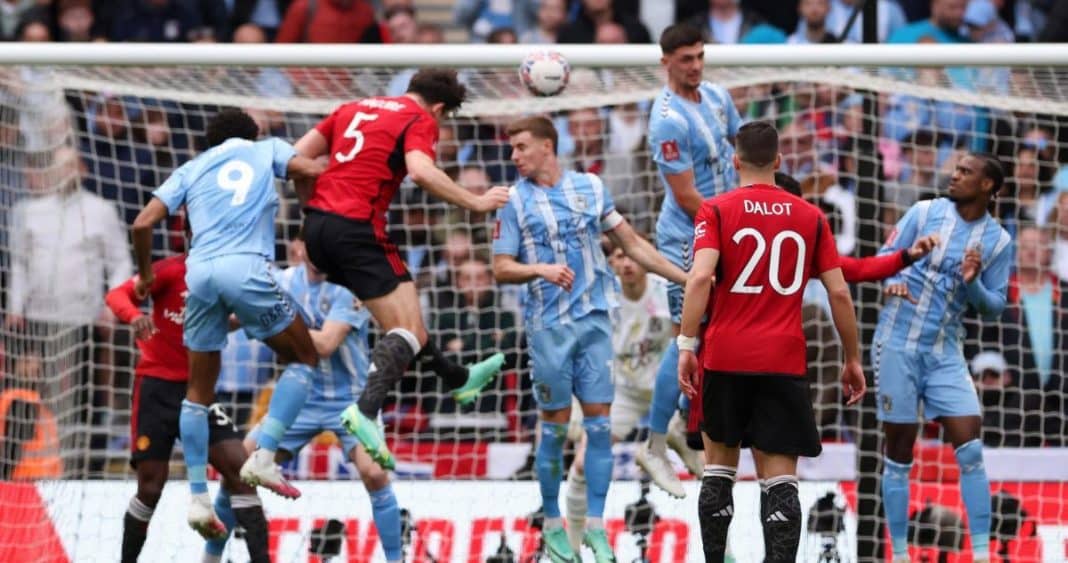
left=205, top=108, right=259, bottom=147
left=406, top=69, right=467, bottom=114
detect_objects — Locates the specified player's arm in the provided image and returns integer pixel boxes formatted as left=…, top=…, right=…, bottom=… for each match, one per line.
left=310, top=321, right=351, bottom=358
left=493, top=254, right=574, bottom=290
left=663, top=170, right=703, bottom=218
left=814, top=217, right=866, bottom=405
left=131, top=198, right=170, bottom=298
left=839, top=234, right=940, bottom=283
left=605, top=216, right=688, bottom=285
left=105, top=267, right=160, bottom=341
left=294, top=127, right=329, bottom=160
left=962, top=233, right=1012, bottom=320
left=676, top=204, right=719, bottom=398
left=650, top=116, right=701, bottom=218
left=406, top=150, right=508, bottom=212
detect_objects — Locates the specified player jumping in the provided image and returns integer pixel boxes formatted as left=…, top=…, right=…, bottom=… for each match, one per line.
left=875, top=153, right=1011, bottom=563
left=106, top=248, right=270, bottom=563
left=493, top=116, right=687, bottom=563
left=677, top=121, right=866, bottom=562
left=131, top=109, right=324, bottom=535
left=642, top=23, right=743, bottom=497
left=293, top=68, right=509, bottom=470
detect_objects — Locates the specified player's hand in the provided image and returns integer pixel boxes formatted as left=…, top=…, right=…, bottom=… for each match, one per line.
left=473, top=186, right=510, bottom=212
left=134, top=275, right=154, bottom=300
left=961, top=247, right=982, bottom=284
left=841, top=359, right=866, bottom=406
left=131, top=315, right=157, bottom=341
left=678, top=349, right=701, bottom=399
left=538, top=264, right=575, bottom=291
left=883, top=282, right=917, bottom=305
left=907, top=234, right=940, bottom=262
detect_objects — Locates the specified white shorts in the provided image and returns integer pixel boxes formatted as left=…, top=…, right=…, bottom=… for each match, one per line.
left=567, top=387, right=653, bottom=442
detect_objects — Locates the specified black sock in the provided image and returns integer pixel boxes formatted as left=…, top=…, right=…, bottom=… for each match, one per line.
left=698, top=466, right=736, bottom=563
left=121, top=496, right=154, bottom=563
left=357, top=332, right=418, bottom=418
left=418, top=341, right=468, bottom=390
left=232, top=496, right=269, bottom=563
left=761, top=476, right=802, bottom=563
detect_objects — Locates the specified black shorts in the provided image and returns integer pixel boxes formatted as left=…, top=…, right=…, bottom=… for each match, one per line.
left=303, top=209, right=412, bottom=301
left=701, top=371, right=822, bottom=458
left=129, top=376, right=242, bottom=468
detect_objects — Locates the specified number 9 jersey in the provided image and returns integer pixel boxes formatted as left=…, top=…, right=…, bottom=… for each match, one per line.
left=693, top=183, right=840, bottom=377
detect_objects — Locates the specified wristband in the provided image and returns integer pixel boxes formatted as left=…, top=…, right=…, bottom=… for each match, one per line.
left=900, top=248, right=915, bottom=266
left=676, top=335, right=698, bottom=352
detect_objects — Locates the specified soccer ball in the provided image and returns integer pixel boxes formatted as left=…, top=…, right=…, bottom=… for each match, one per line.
left=519, top=50, right=570, bottom=97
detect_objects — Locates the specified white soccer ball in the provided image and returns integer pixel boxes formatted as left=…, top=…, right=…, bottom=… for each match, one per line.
left=519, top=50, right=571, bottom=97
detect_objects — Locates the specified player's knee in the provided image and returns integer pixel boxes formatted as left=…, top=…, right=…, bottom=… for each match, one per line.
left=361, top=468, right=390, bottom=492
left=221, top=476, right=256, bottom=496
left=954, top=439, right=985, bottom=474
left=136, top=477, right=166, bottom=507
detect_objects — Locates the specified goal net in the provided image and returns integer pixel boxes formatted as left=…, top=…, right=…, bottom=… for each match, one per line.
left=0, top=44, right=1065, bottom=562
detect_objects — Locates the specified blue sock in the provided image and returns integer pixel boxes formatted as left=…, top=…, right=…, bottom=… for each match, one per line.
left=882, top=458, right=912, bottom=557
left=256, top=363, right=313, bottom=451
left=179, top=400, right=210, bottom=494
left=582, top=416, right=613, bottom=518
left=204, top=489, right=236, bottom=556
left=955, top=439, right=991, bottom=559
left=369, top=484, right=402, bottom=561
left=536, top=421, right=568, bottom=519
left=649, top=340, right=680, bottom=434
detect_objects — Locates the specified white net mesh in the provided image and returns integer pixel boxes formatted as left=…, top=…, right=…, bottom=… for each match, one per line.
left=0, top=58, right=1066, bottom=562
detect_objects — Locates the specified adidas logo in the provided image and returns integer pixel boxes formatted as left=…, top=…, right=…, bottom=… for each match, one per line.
left=711, top=506, right=733, bottom=518
left=765, top=511, right=790, bottom=523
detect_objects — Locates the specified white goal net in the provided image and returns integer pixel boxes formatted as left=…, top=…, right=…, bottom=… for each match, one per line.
left=0, top=44, right=1065, bottom=562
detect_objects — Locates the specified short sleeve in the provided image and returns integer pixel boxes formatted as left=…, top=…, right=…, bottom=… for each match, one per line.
left=314, top=106, right=339, bottom=140
left=879, top=201, right=923, bottom=255
left=693, top=202, right=720, bottom=252
left=404, top=112, right=438, bottom=160
left=325, top=286, right=365, bottom=329
left=269, top=137, right=297, bottom=179
left=724, top=89, right=742, bottom=137
left=649, top=113, right=692, bottom=175
left=153, top=161, right=191, bottom=214
left=814, top=215, right=841, bottom=275
left=589, top=174, right=622, bottom=232
left=492, top=195, right=521, bottom=257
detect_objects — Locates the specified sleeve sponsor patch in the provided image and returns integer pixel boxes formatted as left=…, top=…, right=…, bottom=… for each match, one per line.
left=661, top=140, right=680, bottom=162
left=493, top=219, right=501, bottom=240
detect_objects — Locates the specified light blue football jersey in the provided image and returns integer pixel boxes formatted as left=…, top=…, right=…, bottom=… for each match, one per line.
left=277, top=264, right=370, bottom=403
left=492, top=171, right=620, bottom=330
left=154, top=137, right=295, bottom=262
left=648, top=82, right=742, bottom=245
left=874, top=198, right=1012, bottom=355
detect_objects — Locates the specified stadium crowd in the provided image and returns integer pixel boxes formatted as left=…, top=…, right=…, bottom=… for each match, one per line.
left=0, top=0, right=1067, bottom=480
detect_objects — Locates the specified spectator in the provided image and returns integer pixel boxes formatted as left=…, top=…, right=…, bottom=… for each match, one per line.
left=217, top=330, right=275, bottom=431
left=384, top=5, right=418, bottom=43
left=227, top=0, right=291, bottom=40
left=885, top=130, right=940, bottom=216
left=888, top=0, right=968, bottom=44
left=970, top=351, right=1032, bottom=447
left=15, top=12, right=50, bottom=42
left=107, top=0, right=209, bottom=42
left=520, top=0, right=567, bottom=43
left=560, top=107, right=650, bottom=220
left=189, top=0, right=230, bottom=41
left=487, top=26, right=518, bottom=44
left=689, top=0, right=780, bottom=44
left=437, top=124, right=461, bottom=180
left=452, top=166, right=494, bottom=241
left=963, top=0, right=1014, bottom=43
left=453, top=0, right=535, bottom=43
left=594, top=20, right=626, bottom=44
left=416, top=21, right=444, bottom=43
left=825, top=0, right=908, bottom=43
left=999, top=146, right=1043, bottom=236
left=432, top=258, right=518, bottom=368
left=0, top=345, right=62, bottom=480
left=233, top=24, right=295, bottom=98
left=56, top=0, right=95, bottom=42
left=789, top=0, right=836, bottom=44
left=276, top=0, right=382, bottom=43
left=385, top=19, right=445, bottom=96
left=557, top=0, right=652, bottom=44
left=0, top=0, right=38, bottom=40
left=79, top=94, right=156, bottom=227
left=1050, top=189, right=1068, bottom=281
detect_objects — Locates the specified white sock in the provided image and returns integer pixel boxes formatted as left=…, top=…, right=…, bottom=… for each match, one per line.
left=648, top=432, right=667, bottom=456
left=587, top=516, right=604, bottom=529
left=544, top=516, right=563, bottom=530
left=127, top=496, right=154, bottom=522
left=201, top=554, right=221, bottom=563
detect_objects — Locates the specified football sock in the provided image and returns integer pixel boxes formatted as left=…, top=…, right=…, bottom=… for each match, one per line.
left=257, top=363, right=313, bottom=452
left=699, top=465, right=736, bottom=563
left=357, top=329, right=420, bottom=418
left=536, top=421, right=568, bottom=519
left=565, top=463, right=587, bottom=550
left=179, top=400, right=210, bottom=494
left=232, top=495, right=269, bottom=563
left=121, top=496, right=154, bottom=563
left=417, top=341, right=468, bottom=390
left=761, top=475, right=801, bottom=563
left=369, top=484, right=403, bottom=561
left=649, top=339, right=681, bottom=435
left=956, top=439, right=991, bottom=560
left=882, top=458, right=912, bottom=558
left=582, top=416, right=613, bottom=519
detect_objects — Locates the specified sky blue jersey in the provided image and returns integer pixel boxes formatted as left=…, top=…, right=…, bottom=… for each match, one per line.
left=492, top=171, right=621, bottom=330
left=277, top=264, right=370, bottom=403
left=648, top=81, right=741, bottom=245
left=874, top=198, right=1012, bottom=355
left=154, top=137, right=295, bottom=262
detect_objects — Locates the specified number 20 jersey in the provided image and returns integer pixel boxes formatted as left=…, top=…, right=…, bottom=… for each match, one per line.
left=693, top=184, right=840, bottom=377
left=306, top=96, right=439, bottom=234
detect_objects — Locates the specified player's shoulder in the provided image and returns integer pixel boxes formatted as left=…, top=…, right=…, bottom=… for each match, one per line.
left=650, top=90, right=688, bottom=129
left=698, top=81, right=731, bottom=103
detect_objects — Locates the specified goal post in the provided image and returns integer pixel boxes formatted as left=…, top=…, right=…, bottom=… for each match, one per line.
left=0, top=43, right=1066, bottom=562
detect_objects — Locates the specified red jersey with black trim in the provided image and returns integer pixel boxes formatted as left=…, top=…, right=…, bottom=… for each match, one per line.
left=105, top=255, right=188, bottom=382
left=693, top=184, right=840, bottom=376
left=306, top=96, right=438, bottom=234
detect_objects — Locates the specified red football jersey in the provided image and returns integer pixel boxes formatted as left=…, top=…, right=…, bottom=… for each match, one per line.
left=693, top=184, right=840, bottom=376
left=105, top=255, right=188, bottom=382
left=306, top=96, right=438, bottom=234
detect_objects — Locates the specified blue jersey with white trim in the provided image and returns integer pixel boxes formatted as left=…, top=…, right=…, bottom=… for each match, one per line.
left=153, top=137, right=295, bottom=262
left=874, top=198, right=1012, bottom=354
left=277, top=264, right=370, bottom=402
left=493, top=170, right=620, bottom=330
left=648, top=82, right=741, bottom=246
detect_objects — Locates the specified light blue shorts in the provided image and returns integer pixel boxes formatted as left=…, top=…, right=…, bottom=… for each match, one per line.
left=872, top=342, right=981, bottom=423
left=183, top=254, right=297, bottom=352
left=249, top=400, right=358, bottom=457
left=529, top=311, right=615, bottom=411
left=655, top=231, right=690, bottom=323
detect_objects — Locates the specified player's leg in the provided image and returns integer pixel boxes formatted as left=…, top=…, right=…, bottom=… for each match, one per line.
left=875, top=344, right=923, bottom=562
left=350, top=442, right=403, bottom=563
left=207, top=406, right=269, bottom=563
left=123, top=459, right=168, bottom=563
left=698, top=373, right=751, bottom=563
left=751, top=450, right=801, bottom=563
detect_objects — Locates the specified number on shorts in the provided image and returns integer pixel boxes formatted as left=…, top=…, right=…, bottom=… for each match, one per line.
left=209, top=404, right=238, bottom=432
left=729, top=228, right=807, bottom=296
left=217, top=159, right=254, bottom=206
left=335, top=112, right=379, bottom=163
